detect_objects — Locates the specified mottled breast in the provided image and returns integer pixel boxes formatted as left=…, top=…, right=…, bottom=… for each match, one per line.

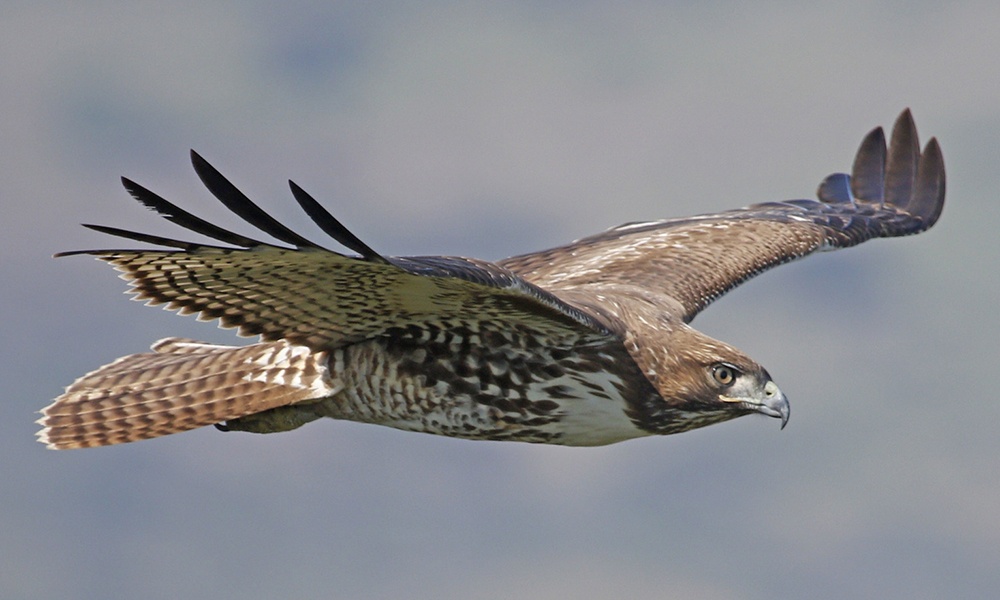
left=317, top=321, right=656, bottom=445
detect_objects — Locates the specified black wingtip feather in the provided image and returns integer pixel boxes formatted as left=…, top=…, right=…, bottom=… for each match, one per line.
left=54, top=224, right=221, bottom=256
left=816, top=173, right=853, bottom=205
left=884, top=109, right=921, bottom=210
left=850, top=126, right=887, bottom=203
left=121, top=176, right=266, bottom=248
left=846, top=110, right=944, bottom=234
left=913, top=137, right=946, bottom=227
left=287, top=180, right=388, bottom=263
left=189, top=150, right=324, bottom=250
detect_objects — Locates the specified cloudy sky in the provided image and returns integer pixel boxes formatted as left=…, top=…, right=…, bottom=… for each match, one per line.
left=2, top=2, right=999, bottom=599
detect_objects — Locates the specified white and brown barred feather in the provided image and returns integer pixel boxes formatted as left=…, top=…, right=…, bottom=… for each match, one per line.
left=39, top=339, right=336, bottom=448
left=38, top=109, right=945, bottom=449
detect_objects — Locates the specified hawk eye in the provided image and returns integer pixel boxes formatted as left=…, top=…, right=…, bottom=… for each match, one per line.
left=711, top=363, right=739, bottom=387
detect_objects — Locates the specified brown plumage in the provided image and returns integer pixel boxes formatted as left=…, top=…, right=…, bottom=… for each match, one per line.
left=38, top=110, right=945, bottom=449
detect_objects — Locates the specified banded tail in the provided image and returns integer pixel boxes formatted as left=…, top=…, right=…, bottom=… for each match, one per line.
left=38, top=338, right=335, bottom=449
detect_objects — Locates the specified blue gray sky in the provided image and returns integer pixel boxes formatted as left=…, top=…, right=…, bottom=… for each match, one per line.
left=2, top=2, right=999, bottom=599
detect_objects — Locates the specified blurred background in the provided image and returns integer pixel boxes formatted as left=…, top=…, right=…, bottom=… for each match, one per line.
left=2, top=2, right=998, bottom=599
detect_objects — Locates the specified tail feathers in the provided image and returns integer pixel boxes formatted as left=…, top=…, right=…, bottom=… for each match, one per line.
left=38, top=338, right=336, bottom=449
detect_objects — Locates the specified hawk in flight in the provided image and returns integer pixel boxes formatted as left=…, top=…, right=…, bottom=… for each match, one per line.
left=38, top=110, right=945, bottom=449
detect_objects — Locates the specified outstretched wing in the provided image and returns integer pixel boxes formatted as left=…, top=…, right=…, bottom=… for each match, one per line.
left=60, top=151, right=615, bottom=351
left=500, top=110, right=945, bottom=322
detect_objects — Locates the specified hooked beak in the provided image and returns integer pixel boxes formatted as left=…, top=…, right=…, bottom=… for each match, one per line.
left=757, top=381, right=790, bottom=430
left=720, top=381, right=790, bottom=430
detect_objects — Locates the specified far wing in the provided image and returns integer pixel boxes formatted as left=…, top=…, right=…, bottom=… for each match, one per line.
left=60, top=151, right=615, bottom=351
left=500, top=110, right=945, bottom=322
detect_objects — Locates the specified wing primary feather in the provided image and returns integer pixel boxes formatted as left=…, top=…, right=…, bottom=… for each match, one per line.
left=54, top=224, right=224, bottom=256
left=850, top=126, right=887, bottom=203
left=883, top=108, right=920, bottom=210
left=287, top=180, right=389, bottom=263
left=121, top=177, right=267, bottom=248
left=189, top=150, right=324, bottom=249
left=816, top=172, right=854, bottom=205
left=911, top=137, right=946, bottom=226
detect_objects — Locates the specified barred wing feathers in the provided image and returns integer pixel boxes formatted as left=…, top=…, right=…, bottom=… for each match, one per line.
left=501, top=110, right=945, bottom=321
left=60, top=151, right=615, bottom=353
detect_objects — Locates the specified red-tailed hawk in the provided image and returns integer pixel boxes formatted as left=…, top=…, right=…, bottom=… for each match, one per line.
left=38, top=110, right=944, bottom=449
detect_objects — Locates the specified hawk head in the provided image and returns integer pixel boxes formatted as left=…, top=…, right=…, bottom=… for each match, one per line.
left=625, top=323, right=789, bottom=435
